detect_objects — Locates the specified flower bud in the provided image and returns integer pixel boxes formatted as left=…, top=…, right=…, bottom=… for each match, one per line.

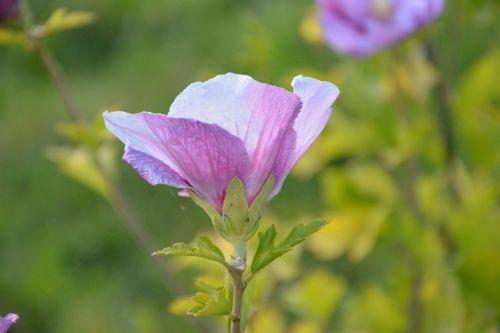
left=0, top=0, right=20, bottom=23
left=0, top=313, right=19, bottom=333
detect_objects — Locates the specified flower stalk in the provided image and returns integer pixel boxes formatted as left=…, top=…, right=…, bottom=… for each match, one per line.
left=16, top=4, right=217, bottom=333
left=228, top=243, right=247, bottom=333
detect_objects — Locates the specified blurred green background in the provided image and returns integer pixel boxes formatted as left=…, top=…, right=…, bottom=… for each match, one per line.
left=0, top=0, right=499, bottom=332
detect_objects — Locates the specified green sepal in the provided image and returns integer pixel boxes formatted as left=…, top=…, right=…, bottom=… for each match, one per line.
left=188, top=177, right=274, bottom=245
left=248, top=176, right=274, bottom=236
left=188, top=190, right=231, bottom=241
left=152, top=235, right=226, bottom=266
left=187, top=280, right=231, bottom=317
left=223, top=177, right=250, bottom=237
left=251, top=219, right=329, bottom=274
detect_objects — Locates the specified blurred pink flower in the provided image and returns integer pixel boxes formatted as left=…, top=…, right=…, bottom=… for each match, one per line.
left=104, top=73, right=339, bottom=212
left=318, top=0, right=446, bottom=56
left=0, top=313, right=19, bottom=333
left=0, top=0, right=20, bottom=22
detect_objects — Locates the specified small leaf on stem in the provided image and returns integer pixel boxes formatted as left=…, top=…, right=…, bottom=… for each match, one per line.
left=251, top=219, right=329, bottom=274
left=188, top=281, right=231, bottom=317
left=152, top=235, right=226, bottom=266
left=34, top=8, right=96, bottom=38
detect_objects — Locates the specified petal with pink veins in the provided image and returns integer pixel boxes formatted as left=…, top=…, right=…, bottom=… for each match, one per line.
left=168, top=73, right=302, bottom=199
left=104, top=111, right=252, bottom=211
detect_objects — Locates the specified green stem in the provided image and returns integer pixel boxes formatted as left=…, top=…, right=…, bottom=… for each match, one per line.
left=425, top=40, right=460, bottom=202
left=31, top=39, right=82, bottom=122
left=390, top=48, right=425, bottom=333
left=228, top=242, right=247, bottom=333
left=389, top=49, right=424, bottom=222
left=229, top=267, right=246, bottom=333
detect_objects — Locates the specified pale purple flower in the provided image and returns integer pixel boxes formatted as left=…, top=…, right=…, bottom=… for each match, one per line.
left=318, top=0, right=446, bottom=57
left=0, top=313, right=19, bottom=333
left=104, top=73, right=339, bottom=212
left=0, top=0, right=20, bottom=22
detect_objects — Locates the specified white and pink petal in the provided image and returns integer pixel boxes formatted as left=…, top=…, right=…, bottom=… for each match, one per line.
left=168, top=73, right=302, bottom=199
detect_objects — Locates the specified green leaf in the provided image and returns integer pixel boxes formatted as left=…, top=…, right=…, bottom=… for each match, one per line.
left=35, top=8, right=96, bottom=38
left=251, top=219, right=328, bottom=274
left=187, top=281, right=231, bottom=317
left=152, top=235, right=226, bottom=266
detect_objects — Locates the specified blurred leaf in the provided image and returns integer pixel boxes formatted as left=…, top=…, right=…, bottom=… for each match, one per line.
left=152, top=235, right=226, bottom=266
left=308, top=208, right=388, bottom=262
left=56, top=116, right=112, bottom=148
left=34, top=8, right=96, bottom=38
left=0, top=28, right=28, bottom=47
left=300, top=7, right=322, bottom=46
left=321, top=162, right=398, bottom=208
left=173, top=280, right=232, bottom=317
left=46, top=145, right=111, bottom=199
left=294, top=115, right=383, bottom=176
left=290, top=321, right=321, bottom=333
left=420, top=268, right=465, bottom=333
left=416, top=173, right=451, bottom=221
left=449, top=168, right=500, bottom=308
left=341, top=286, right=407, bottom=333
left=282, top=269, right=346, bottom=323
left=456, top=48, right=500, bottom=118
left=251, top=219, right=328, bottom=274
left=239, top=13, right=272, bottom=77
left=455, top=49, right=500, bottom=169
left=248, top=305, right=286, bottom=333
left=168, top=297, right=198, bottom=316
left=382, top=44, right=439, bottom=102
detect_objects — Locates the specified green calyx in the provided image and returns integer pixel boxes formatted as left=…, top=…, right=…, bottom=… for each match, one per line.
left=188, top=177, right=274, bottom=245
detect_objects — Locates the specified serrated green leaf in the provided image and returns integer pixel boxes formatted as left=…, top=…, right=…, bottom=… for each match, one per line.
left=152, top=235, right=226, bottom=265
left=251, top=220, right=328, bottom=274
left=280, top=219, right=329, bottom=250
left=35, top=8, right=96, bottom=38
left=251, top=225, right=277, bottom=273
left=187, top=283, right=231, bottom=317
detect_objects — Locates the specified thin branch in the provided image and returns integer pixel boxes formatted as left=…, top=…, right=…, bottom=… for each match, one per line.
left=425, top=40, right=460, bottom=202
left=31, top=38, right=216, bottom=333
left=228, top=264, right=246, bottom=333
left=389, top=48, right=425, bottom=333
left=389, top=49, right=425, bottom=222
left=32, top=39, right=82, bottom=122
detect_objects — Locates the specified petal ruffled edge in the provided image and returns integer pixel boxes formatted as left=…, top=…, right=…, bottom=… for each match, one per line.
left=291, top=75, right=339, bottom=164
left=269, top=75, right=340, bottom=198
